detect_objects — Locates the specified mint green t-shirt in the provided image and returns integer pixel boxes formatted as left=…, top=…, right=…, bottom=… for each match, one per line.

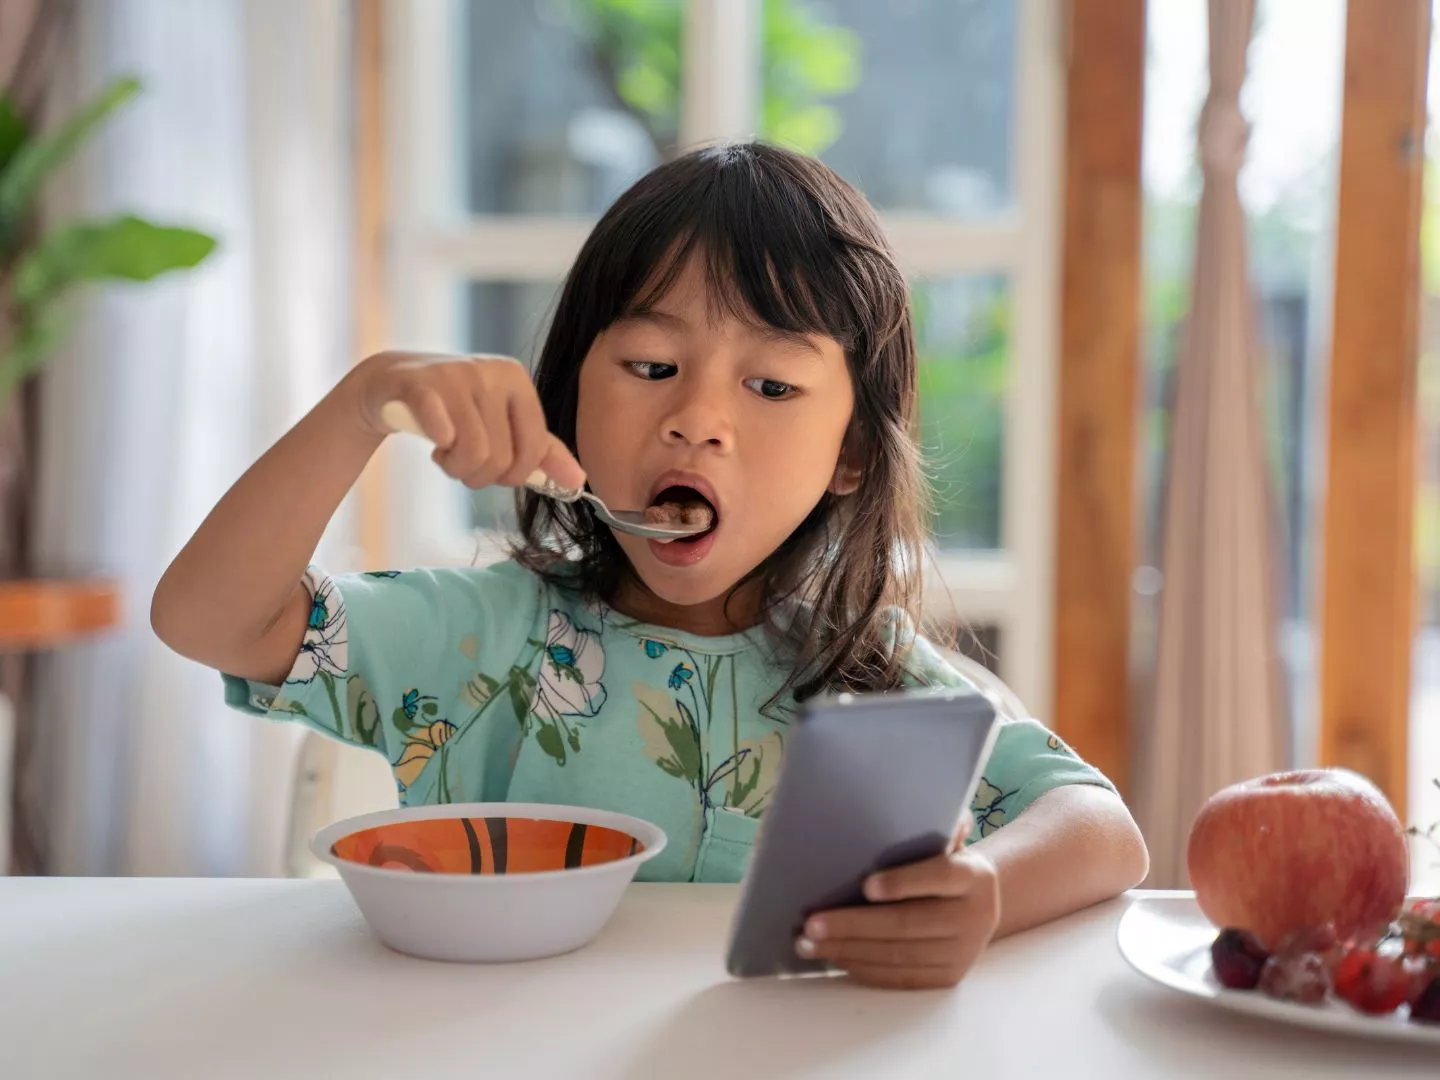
left=224, top=561, right=1114, bottom=882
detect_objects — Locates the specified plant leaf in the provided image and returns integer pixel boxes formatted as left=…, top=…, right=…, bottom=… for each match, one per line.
left=0, top=97, right=25, bottom=175
left=0, top=76, right=141, bottom=235
left=13, top=215, right=217, bottom=309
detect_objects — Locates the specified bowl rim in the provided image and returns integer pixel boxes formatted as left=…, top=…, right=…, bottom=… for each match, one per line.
left=310, top=802, right=669, bottom=884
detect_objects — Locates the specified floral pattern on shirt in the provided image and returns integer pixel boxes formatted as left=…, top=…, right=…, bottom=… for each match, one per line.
left=226, top=562, right=1116, bottom=882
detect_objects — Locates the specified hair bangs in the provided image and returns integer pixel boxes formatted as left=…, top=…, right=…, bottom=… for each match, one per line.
left=616, top=198, right=860, bottom=353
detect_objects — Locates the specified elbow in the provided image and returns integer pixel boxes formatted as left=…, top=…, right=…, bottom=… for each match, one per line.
left=1097, top=790, right=1150, bottom=891
left=1117, top=809, right=1151, bottom=890
left=149, top=569, right=189, bottom=657
left=1067, top=784, right=1151, bottom=894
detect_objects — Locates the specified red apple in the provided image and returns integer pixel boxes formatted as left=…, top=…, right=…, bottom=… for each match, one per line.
left=1187, top=768, right=1409, bottom=948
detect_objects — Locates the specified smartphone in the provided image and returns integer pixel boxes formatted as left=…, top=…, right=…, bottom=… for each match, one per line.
left=724, top=688, right=999, bottom=979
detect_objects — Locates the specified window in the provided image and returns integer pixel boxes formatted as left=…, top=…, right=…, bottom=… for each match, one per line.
left=384, top=0, right=1063, bottom=711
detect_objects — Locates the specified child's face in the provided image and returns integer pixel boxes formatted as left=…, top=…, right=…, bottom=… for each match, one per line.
left=575, top=258, right=855, bottom=623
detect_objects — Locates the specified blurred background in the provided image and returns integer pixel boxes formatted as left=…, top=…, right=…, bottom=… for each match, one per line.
left=0, top=0, right=1434, bottom=890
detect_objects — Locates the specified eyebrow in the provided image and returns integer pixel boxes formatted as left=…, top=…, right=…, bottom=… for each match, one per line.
left=751, top=324, right=825, bottom=358
left=618, top=309, right=690, bottom=333
left=617, top=309, right=825, bottom=358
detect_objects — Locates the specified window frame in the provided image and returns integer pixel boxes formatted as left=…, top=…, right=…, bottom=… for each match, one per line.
left=381, top=0, right=1064, bottom=713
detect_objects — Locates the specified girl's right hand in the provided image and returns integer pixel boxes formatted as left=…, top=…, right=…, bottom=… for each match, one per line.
left=354, top=351, right=586, bottom=491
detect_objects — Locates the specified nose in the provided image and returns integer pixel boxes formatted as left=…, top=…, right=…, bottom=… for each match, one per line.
left=660, top=381, right=735, bottom=452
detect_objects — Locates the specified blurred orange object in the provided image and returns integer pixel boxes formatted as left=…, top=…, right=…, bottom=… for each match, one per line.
left=0, top=580, right=121, bottom=649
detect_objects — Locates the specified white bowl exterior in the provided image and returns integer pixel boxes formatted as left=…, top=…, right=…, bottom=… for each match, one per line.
left=313, top=803, right=667, bottom=963
left=337, top=856, right=638, bottom=962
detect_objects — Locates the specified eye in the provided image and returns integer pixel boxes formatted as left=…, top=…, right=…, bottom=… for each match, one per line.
left=623, top=360, right=677, bottom=381
left=744, top=377, right=799, bottom=401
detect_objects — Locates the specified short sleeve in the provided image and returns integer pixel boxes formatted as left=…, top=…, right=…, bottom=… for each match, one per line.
left=221, top=562, right=545, bottom=768
left=876, top=609, right=1119, bottom=842
left=967, top=720, right=1117, bottom=842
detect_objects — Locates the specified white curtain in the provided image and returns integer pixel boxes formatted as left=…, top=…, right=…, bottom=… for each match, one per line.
left=24, top=0, right=355, bottom=875
left=1133, top=0, right=1287, bottom=887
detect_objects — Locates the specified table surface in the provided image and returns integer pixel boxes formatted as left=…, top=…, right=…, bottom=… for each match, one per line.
left=1, top=878, right=1435, bottom=1079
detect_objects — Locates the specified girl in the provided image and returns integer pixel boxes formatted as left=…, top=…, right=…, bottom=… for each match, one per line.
left=153, top=142, right=1148, bottom=990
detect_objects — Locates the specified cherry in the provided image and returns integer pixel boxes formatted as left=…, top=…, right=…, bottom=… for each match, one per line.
left=1211, top=928, right=1269, bottom=991
left=1333, top=947, right=1412, bottom=1015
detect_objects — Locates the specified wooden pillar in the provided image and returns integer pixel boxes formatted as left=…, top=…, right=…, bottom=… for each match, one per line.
left=1053, top=0, right=1146, bottom=795
left=354, top=0, right=390, bottom=569
left=1320, top=0, right=1431, bottom=807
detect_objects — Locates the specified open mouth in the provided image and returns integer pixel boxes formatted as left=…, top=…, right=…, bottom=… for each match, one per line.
left=644, top=485, right=718, bottom=540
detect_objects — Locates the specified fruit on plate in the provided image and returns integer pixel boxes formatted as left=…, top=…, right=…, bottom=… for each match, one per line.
left=1332, top=946, right=1413, bottom=1016
left=1187, top=768, right=1409, bottom=947
left=1412, top=974, right=1440, bottom=1024
left=1399, top=898, right=1440, bottom=962
left=1258, top=951, right=1331, bottom=1004
left=1210, top=927, right=1269, bottom=990
left=1273, top=922, right=1345, bottom=974
left=1207, top=903, right=1440, bottom=1021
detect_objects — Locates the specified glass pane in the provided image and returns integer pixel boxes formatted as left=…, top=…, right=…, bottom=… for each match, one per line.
left=462, top=281, right=562, bottom=530
left=461, top=1, right=680, bottom=215
left=1137, top=0, right=1344, bottom=767
left=916, top=275, right=1008, bottom=550
left=760, top=0, right=1015, bottom=217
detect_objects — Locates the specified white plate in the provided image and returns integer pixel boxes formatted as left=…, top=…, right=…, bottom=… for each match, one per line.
left=1117, top=895, right=1440, bottom=1046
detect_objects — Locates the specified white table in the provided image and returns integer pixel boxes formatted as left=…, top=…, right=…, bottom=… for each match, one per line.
left=1, top=879, right=1434, bottom=1079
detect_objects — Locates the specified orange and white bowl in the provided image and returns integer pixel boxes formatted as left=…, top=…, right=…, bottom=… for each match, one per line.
left=312, top=802, right=667, bottom=962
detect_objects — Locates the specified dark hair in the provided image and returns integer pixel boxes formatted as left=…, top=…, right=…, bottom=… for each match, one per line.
left=514, top=142, right=927, bottom=700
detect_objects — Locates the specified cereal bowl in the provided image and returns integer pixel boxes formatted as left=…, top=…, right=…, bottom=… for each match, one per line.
left=312, top=802, right=667, bottom=962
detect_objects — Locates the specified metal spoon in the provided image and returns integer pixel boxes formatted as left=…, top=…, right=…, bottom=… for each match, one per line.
left=379, top=401, right=709, bottom=541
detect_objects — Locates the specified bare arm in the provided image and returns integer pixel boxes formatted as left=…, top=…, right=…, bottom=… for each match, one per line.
left=150, top=371, right=382, bottom=685
left=151, top=352, right=583, bottom=686
left=973, top=783, right=1150, bottom=939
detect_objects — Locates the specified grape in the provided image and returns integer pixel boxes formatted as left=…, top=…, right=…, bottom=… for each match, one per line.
left=1211, top=928, right=1269, bottom=991
left=1411, top=974, right=1440, bottom=1025
left=1259, top=952, right=1331, bottom=1005
left=1275, top=923, right=1344, bottom=973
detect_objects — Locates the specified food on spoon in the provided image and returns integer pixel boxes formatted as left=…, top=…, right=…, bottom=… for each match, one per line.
left=1187, top=768, right=1409, bottom=948
left=1210, top=927, right=1269, bottom=990
left=644, top=488, right=715, bottom=530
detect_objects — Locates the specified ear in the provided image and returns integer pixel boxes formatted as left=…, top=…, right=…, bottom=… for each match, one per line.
left=829, top=458, right=862, bottom=496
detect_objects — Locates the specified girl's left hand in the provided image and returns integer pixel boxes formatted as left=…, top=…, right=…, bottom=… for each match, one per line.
left=795, top=814, right=1000, bottom=990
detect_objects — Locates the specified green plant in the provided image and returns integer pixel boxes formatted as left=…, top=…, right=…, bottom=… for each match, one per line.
left=575, top=0, right=861, bottom=156
left=913, top=285, right=1008, bottom=549
left=0, top=76, right=217, bottom=406
left=1410, top=778, right=1440, bottom=866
